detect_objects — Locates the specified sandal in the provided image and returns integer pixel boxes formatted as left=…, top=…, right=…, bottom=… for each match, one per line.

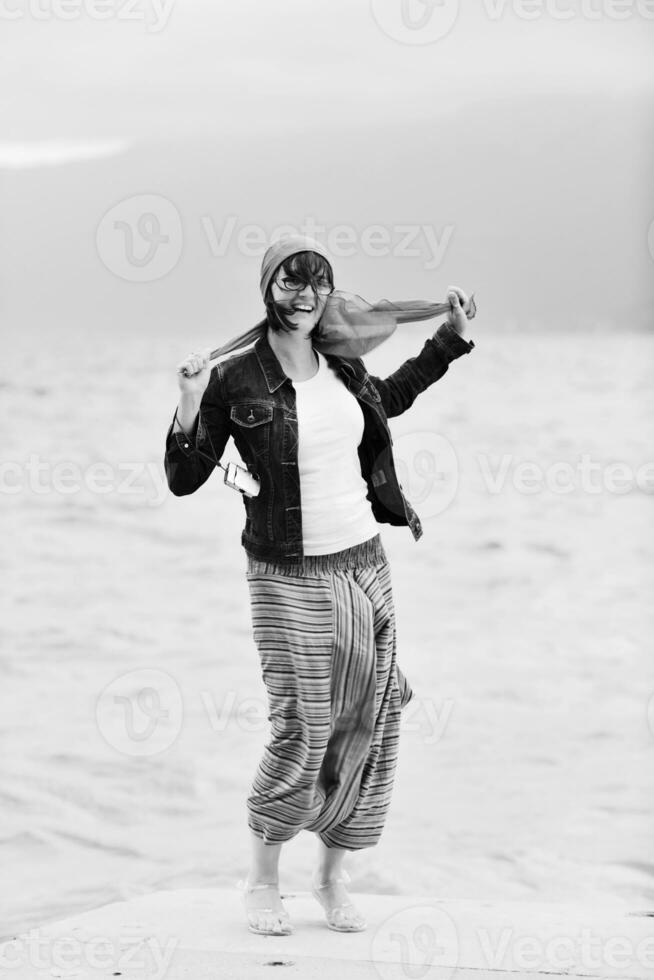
left=236, top=877, right=293, bottom=936
left=311, top=868, right=367, bottom=932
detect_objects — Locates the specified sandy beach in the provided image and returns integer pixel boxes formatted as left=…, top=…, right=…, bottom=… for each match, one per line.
left=2, top=325, right=653, bottom=939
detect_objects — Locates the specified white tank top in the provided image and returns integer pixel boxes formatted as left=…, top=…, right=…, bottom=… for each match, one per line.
left=294, top=349, right=380, bottom=555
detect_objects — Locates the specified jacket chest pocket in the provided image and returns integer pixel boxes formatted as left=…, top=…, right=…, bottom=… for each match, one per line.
left=230, top=402, right=274, bottom=458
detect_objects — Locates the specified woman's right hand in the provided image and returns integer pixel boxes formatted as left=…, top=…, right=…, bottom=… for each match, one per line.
left=176, top=348, right=212, bottom=396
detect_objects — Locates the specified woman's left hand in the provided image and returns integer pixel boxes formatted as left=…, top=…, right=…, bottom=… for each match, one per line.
left=441, top=285, right=471, bottom=337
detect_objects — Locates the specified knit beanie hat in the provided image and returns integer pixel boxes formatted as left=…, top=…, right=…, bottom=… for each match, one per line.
left=259, top=234, right=333, bottom=299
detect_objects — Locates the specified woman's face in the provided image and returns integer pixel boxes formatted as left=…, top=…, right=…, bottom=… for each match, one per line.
left=269, top=261, right=332, bottom=334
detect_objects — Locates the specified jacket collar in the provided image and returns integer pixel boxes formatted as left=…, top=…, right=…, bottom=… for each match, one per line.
left=254, top=327, right=358, bottom=394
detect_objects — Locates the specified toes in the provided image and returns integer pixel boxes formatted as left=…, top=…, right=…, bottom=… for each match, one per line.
left=248, top=911, right=290, bottom=934
left=330, top=905, right=366, bottom=930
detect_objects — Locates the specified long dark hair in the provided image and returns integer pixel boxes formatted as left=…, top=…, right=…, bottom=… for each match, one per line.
left=263, top=250, right=334, bottom=336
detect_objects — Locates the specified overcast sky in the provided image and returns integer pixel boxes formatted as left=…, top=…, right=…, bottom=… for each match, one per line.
left=1, top=1, right=653, bottom=338
left=2, top=0, right=653, bottom=147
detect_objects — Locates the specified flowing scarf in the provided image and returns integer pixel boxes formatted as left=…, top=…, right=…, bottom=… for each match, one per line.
left=207, top=234, right=476, bottom=362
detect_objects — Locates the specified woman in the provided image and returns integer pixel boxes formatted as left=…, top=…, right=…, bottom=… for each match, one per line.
left=164, top=234, right=475, bottom=937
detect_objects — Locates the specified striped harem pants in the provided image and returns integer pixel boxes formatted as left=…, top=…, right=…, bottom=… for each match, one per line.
left=244, top=532, right=414, bottom=851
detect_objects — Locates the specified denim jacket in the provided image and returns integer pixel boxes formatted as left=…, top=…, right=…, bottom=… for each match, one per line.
left=164, top=321, right=475, bottom=563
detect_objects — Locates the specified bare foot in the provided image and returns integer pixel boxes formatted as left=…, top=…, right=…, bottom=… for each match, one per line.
left=311, top=869, right=367, bottom=932
left=239, top=878, right=293, bottom=936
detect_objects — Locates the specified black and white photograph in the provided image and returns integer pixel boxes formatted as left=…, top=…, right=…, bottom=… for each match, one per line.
left=2, top=1, right=653, bottom=977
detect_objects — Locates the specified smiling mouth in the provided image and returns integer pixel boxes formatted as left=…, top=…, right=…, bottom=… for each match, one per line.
left=292, top=305, right=314, bottom=313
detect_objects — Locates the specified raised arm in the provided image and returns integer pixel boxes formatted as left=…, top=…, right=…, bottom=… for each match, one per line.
left=367, top=320, right=475, bottom=419
left=164, top=350, right=231, bottom=496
